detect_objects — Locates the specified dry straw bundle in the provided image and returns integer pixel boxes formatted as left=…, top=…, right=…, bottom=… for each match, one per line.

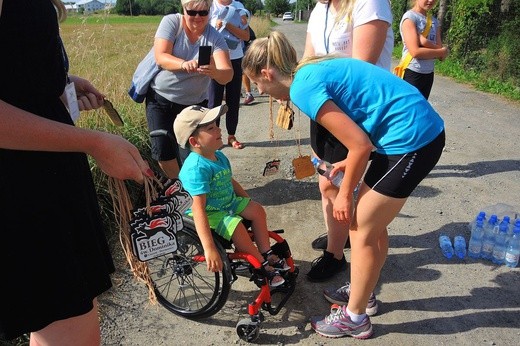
left=107, top=175, right=163, bottom=304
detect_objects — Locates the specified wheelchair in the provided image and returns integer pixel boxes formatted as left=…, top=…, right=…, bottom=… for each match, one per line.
left=146, top=215, right=299, bottom=342
left=145, top=129, right=298, bottom=341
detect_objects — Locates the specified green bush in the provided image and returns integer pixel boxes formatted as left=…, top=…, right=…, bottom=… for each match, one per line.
left=484, top=18, right=520, bottom=83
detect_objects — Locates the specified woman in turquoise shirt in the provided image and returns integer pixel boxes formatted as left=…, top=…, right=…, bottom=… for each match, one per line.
left=242, top=31, right=445, bottom=339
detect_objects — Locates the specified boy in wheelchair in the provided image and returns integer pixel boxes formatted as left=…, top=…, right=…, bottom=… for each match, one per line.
left=173, top=104, right=290, bottom=287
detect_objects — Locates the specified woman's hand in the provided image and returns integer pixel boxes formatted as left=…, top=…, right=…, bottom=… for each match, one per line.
left=68, top=75, right=105, bottom=111
left=197, top=56, right=216, bottom=77
left=207, top=50, right=233, bottom=85
left=333, top=192, right=353, bottom=225
left=215, top=19, right=224, bottom=31
left=438, top=45, right=449, bottom=61
left=86, top=131, right=152, bottom=184
left=181, top=59, right=199, bottom=73
left=329, top=159, right=347, bottom=182
left=330, top=160, right=352, bottom=225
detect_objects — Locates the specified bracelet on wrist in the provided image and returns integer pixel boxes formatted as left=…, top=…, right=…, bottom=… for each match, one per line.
left=181, top=60, right=186, bottom=70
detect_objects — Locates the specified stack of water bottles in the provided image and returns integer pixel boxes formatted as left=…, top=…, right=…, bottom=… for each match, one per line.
left=439, top=211, right=520, bottom=268
left=467, top=211, right=520, bottom=267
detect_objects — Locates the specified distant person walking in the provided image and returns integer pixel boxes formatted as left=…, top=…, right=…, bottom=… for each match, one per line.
left=242, top=24, right=256, bottom=105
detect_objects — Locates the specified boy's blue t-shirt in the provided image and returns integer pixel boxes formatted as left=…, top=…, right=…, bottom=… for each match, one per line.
left=179, top=150, right=237, bottom=212
left=290, top=58, right=445, bottom=155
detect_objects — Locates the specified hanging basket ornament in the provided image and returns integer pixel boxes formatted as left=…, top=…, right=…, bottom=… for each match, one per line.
left=276, top=101, right=294, bottom=130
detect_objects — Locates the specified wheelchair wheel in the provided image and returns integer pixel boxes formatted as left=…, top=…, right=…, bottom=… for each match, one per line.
left=148, top=223, right=231, bottom=319
left=236, top=318, right=261, bottom=342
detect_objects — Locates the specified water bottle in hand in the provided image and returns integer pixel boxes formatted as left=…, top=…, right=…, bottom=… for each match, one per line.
left=311, top=157, right=344, bottom=187
left=454, top=235, right=467, bottom=259
left=438, top=234, right=454, bottom=259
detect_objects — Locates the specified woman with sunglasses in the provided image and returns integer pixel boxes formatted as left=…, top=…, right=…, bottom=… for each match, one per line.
left=243, top=31, right=445, bottom=339
left=145, top=0, right=233, bottom=179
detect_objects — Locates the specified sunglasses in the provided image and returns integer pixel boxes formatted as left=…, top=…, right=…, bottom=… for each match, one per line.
left=185, top=9, right=209, bottom=17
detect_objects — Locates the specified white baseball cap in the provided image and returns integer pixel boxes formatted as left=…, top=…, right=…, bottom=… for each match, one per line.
left=174, top=104, right=228, bottom=149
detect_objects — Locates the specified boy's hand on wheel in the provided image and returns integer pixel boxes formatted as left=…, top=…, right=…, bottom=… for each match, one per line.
left=205, top=248, right=223, bottom=272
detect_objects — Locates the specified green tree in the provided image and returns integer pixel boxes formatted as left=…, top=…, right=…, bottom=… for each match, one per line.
left=294, top=0, right=314, bottom=12
left=241, top=0, right=264, bottom=14
left=114, top=0, right=141, bottom=15
left=264, top=0, right=291, bottom=16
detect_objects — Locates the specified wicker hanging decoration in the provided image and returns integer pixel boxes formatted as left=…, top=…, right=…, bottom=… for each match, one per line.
left=291, top=107, right=315, bottom=179
left=292, top=155, right=315, bottom=179
left=276, top=101, right=294, bottom=130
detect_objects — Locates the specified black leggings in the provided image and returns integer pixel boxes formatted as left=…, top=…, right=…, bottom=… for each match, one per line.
left=364, top=131, right=445, bottom=198
left=208, top=57, right=243, bottom=136
left=403, top=69, right=434, bottom=99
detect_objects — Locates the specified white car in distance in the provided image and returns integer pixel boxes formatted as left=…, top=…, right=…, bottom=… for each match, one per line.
left=282, top=12, right=294, bottom=21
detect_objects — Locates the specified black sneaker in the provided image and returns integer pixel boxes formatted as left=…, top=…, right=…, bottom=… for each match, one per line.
left=311, top=233, right=351, bottom=251
left=306, top=250, right=347, bottom=282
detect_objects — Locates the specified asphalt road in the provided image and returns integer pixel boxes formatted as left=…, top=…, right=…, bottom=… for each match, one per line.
left=98, top=19, right=520, bottom=346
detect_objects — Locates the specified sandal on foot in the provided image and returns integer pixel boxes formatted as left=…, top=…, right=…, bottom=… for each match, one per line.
left=267, top=253, right=291, bottom=272
left=228, top=136, right=244, bottom=149
left=266, top=268, right=285, bottom=287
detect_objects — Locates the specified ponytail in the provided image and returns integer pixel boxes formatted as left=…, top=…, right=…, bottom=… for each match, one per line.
left=242, top=31, right=297, bottom=78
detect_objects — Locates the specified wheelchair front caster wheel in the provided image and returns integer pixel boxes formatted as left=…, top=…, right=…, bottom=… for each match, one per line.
left=236, top=318, right=260, bottom=342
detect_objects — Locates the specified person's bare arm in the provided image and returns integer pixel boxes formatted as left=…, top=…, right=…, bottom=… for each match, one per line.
left=231, top=178, right=249, bottom=198
left=303, top=32, right=316, bottom=59
left=351, top=20, right=389, bottom=64
left=0, top=99, right=150, bottom=183
left=191, top=194, right=223, bottom=272
left=316, top=101, right=373, bottom=224
left=402, top=19, right=448, bottom=60
left=154, top=37, right=186, bottom=71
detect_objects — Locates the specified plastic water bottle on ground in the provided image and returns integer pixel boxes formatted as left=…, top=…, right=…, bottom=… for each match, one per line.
left=454, top=235, right=467, bottom=259
left=505, top=225, right=520, bottom=268
left=508, top=219, right=520, bottom=243
left=311, top=157, right=344, bottom=187
left=468, top=217, right=485, bottom=259
left=481, top=214, right=498, bottom=260
left=438, top=235, right=454, bottom=259
left=468, top=211, right=486, bottom=231
left=492, top=222, right=509, bottom=265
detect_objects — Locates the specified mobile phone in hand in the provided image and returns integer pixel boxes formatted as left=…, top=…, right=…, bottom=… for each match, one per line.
left=198, top=46, right=212, bottom=66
